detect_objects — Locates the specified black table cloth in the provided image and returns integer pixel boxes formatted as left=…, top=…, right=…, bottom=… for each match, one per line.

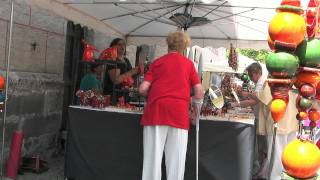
left=65, top=106, right=255, bottom=180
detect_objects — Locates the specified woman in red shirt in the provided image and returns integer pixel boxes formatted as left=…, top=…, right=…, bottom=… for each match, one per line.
left=139, top=31, right=204, bottom=180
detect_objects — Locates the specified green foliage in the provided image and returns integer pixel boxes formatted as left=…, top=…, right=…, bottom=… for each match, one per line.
left=226, top=48, right=270, bottom=63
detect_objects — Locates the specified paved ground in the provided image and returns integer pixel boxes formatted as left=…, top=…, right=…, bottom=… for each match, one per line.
left=2, top=152, right=319, bottom=180
left=15, top=155, right=65, bottom=180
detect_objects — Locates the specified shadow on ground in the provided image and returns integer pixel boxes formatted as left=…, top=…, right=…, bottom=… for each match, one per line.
left=16, top=155, right=64, bottom=180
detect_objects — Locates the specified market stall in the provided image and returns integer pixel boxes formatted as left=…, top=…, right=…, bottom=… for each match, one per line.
left=0, top=1, right=319, bottom=180
left=65, top=106, right=255, bottom=180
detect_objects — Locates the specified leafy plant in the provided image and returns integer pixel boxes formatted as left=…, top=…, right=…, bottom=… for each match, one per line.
left=226, top=48, right=270, bottom=63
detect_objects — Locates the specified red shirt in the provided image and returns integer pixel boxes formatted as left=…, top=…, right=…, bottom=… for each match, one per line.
left=141, top=52, right=201, bottom=130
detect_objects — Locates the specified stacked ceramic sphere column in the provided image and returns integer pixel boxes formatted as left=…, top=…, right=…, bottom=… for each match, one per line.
left=267, top=0, right=320, bottom=179
left=267, top=0, right=305, bottom=124
left=295, top=0, right=320, bottom=133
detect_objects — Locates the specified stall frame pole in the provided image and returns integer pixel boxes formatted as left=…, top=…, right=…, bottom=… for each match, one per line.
left=0, top=0, right=14, bottom=179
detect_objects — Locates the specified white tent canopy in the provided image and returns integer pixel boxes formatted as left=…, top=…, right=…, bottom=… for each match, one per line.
left=52, top=0, right=312, bottom=40
left=200, top=47, right=260, bottom=73
left=204, top=54, right=256, bottom=73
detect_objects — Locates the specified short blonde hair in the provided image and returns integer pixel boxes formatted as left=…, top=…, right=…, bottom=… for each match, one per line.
left=166, top=31, right=191, bottom=53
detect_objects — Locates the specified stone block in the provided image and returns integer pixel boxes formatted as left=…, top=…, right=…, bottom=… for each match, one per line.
left=46, top=34, right=65, bottom=76
left=10, top=23, right=46, bottom=73
left=0, top=20, right=7, bottom=69
left=43, top=90, right=63, bottom=114
left=30, top=6, right=65, bottom=34
left=127, top=36, right=167, bottom=46
left=6, top=71, right=64, bottom=91
left=0, top=117, right=19, bottom=142
left=0, top=0, right=30, bottom=25
left=22, top=133, right=57, bottom=157
left=22, top=112, right=62, bottom=137
left=6, top=93, right=44, bottom=116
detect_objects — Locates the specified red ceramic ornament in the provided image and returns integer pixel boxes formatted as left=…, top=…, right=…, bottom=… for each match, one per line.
left=294, top=71, right=320, bottom=88
left=316, top=82, right=320, bottom=99
left=299, top=84, right=316, bottom=97
left=306, top=0, right=319, bottom=38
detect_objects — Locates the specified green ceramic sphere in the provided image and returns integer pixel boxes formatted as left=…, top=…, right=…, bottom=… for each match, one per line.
left=296, top=39, right=320, bottom=67
left=266, top=52, right=299, bottom=78
left=298, top=97, right=313, bottom=110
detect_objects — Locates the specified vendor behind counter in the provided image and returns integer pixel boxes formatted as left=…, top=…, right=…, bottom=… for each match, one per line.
left=103, top=38, right=140, bottom=103
left=80, top=64, right=103, bottom=93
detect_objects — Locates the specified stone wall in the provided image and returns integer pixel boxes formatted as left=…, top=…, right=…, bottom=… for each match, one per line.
left=0, top=0, right=66, bottom=164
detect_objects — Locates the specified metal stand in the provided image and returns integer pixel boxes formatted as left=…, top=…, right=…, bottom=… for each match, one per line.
left=0, top=1, right=14, bottom=179
left=268, top=123, right=278, bottom=180
left=194, top=100, right=202, bottom=180
left=0, top=0, right=14, bottom=179
left=196, top=117, right=199, bottom=180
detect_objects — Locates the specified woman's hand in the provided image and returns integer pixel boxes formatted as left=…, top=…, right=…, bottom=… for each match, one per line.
left=190, top=106, right=197, bottom=126
left=132, top=65, right=144, bottom=75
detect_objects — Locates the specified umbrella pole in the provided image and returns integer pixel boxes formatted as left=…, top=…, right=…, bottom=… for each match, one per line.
left=0, top=0, right=14, bottom=179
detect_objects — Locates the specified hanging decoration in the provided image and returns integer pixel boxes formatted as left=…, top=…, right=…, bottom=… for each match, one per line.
left=228, top=43, right=238, bottom=71
left=99, top=47, right=118, bottom=61
left=267, top=0, right=320, bottom=179
left=82, top=40, right=99, bottom=62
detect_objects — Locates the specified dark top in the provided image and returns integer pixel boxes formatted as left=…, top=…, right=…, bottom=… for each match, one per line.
left=103, top=58, right=132, bottom=102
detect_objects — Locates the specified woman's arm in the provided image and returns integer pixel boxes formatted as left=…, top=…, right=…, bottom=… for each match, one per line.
left=108, top=67, right=139, bottom=85
left=230, top=97, right=257, bottom=108
left=190, top=84, right=204, bottom=125
left=192, top=84, right=204, bottom=100
left=139, top=81, right=151, bottom=97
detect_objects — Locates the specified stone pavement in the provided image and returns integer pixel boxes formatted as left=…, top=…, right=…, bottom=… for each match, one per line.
left=14, top=155, right=65, bottom=180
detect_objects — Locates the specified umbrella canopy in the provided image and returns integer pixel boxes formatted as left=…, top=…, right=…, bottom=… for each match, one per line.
left=61, top=0, right=311, bottom=40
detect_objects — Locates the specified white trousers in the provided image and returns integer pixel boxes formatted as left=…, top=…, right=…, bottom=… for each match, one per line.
left=257, top=132, right=296, bottom=180
left=142, top=126, right=188, bottom=180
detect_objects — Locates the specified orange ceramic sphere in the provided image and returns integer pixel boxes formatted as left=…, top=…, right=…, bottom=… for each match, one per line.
left=269, top=12, right=306, bottom=48
left=282, top=139, right=320, bottom=179
left=309, top=109, right=320, bottom=122
left=268, top=35, right=275, bottom=50
left=294, top=71, right=320, bottom=88
left=270, top=99, right=287, bottom=123
left=297, top=111, right=309, bottom=121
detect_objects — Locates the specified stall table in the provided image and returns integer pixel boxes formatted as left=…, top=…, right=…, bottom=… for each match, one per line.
left=65, top=106, right=255, bottom=180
